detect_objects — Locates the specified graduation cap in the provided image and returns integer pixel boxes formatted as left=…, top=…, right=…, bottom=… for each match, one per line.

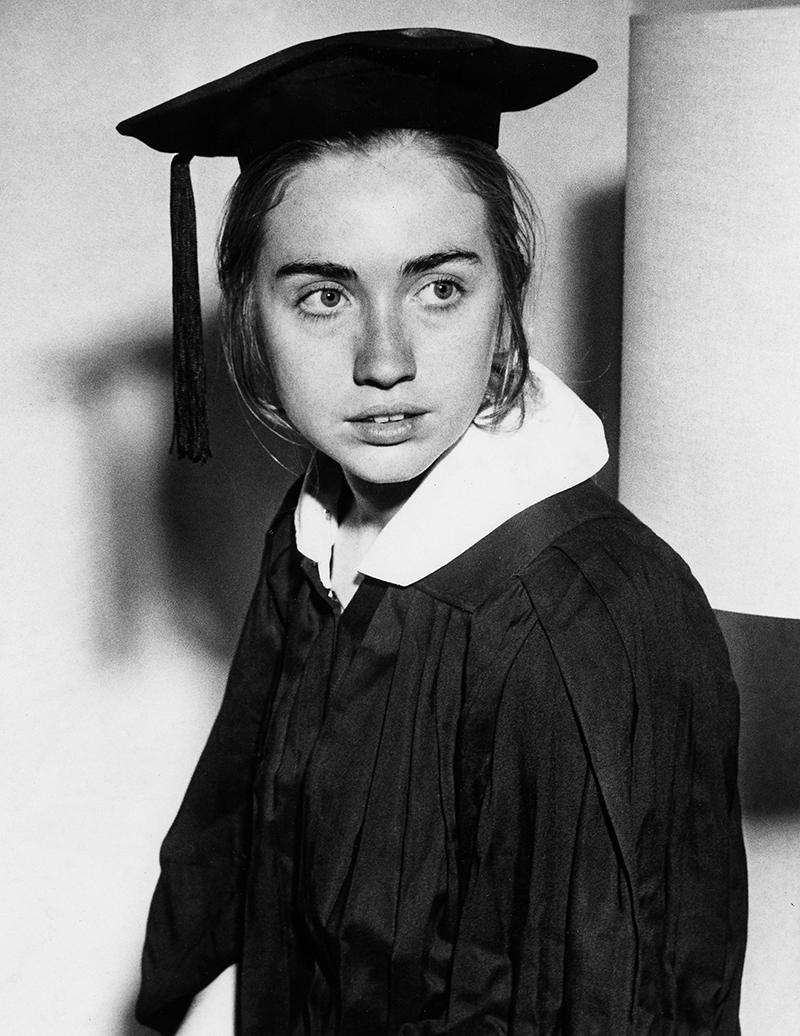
left=117, top=27, right=597, bottom=462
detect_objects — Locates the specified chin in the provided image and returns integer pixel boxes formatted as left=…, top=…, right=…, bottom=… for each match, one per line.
left=339, top=444, right=444, bottom=488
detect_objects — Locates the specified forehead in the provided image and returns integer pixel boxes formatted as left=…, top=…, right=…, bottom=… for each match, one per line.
left=262, top=143, right=491, bottom=261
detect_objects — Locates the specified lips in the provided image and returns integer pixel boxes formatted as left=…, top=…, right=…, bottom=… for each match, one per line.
left=348, top=407, right=427, bottom=445
left=364, top=413, right=409, bottom=424
left=349, top=404, right=427, bottom=423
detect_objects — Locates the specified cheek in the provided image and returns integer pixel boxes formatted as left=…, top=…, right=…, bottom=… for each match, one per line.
left=416, top=303, right=498, bottom=398
left=458, top=304, right=500, bottom=384
left=257, top=306, right=313, bottom=396
left=267, top=347, right=321, bottom=422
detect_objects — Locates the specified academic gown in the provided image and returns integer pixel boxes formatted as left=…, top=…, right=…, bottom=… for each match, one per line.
left=135, top=477, right=747, bottom=1036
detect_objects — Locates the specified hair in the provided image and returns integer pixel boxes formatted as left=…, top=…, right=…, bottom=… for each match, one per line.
left=217, top=128, right=541, bottom=439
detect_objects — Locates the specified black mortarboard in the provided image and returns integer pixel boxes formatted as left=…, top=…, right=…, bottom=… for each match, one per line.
left=117, top=27, right=597, bottom=461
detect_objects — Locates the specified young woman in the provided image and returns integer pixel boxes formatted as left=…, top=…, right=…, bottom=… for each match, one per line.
left=119, top=28, right=747, bottom=1035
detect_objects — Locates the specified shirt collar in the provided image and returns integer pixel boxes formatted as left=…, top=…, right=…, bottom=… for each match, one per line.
left=294, top=359, right=609, bottom=588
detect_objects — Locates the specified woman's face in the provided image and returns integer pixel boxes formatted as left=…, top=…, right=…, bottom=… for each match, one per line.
left=255, top=142, right=502, bottom=488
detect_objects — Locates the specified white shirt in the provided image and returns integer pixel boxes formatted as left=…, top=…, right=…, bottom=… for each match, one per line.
left=294, top=359, right=609, bottom=590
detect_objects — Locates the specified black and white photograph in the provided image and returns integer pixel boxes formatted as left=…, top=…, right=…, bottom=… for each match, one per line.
left=2, top=1, right=798, bottom=1033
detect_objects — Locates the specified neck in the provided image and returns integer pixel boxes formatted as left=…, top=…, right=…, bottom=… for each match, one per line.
left=341, top=471, right=425, bottom=532
left=329, top=472, right=424, bottom=609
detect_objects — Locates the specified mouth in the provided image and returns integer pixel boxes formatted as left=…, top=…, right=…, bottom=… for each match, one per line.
left=360, top=413, right=410, bottom=425
left=349, top=405, right=427, bottom=423
left=348, top=408, right=427, bottom=445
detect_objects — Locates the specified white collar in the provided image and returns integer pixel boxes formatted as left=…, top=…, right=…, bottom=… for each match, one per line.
left=294, top=360, right=609, bottom=588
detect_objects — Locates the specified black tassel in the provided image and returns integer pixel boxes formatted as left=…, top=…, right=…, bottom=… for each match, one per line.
left=169, top=153, right=211, bottom=462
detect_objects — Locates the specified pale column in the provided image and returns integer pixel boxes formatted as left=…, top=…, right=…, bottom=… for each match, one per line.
left=620, top=7, right=800, bottom=618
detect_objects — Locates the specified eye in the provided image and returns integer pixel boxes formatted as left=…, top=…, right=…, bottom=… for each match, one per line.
left=416, top=279, right=463, bottom=307
left=432, top=281, right=455, bottom=301
left=299, top=286, right=348, bottom=317
left=318, top=288, right=343, bottom=308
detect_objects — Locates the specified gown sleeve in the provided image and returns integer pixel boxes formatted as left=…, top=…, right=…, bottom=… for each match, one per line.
left=135, top=522, right=290, bottom=1035
left=402, top=515, right=747, bottom=1035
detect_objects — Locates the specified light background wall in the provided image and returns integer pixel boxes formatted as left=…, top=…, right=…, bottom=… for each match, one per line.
left=1, top=1, right=796, bottom=1032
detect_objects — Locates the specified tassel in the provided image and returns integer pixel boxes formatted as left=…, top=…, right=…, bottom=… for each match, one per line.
left=169, top=153, right=211, bottom=462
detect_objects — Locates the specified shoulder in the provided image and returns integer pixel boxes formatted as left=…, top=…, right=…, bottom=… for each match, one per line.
left=418, top=479, right=699, bottom=613
left=521, top=485, right=733, bottom=689
left=526, top=486, right=705, bottom=622
left=418, top=479, right=733, bottom=680
left=524, top=486, right=724, bottom=659
left=508, top=487, right=739, bottom=767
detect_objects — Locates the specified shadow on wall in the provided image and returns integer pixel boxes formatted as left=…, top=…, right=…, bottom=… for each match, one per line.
left=118, top=987, right=151, bottom=1036
left=158, top=321, right=307, bottom=659
left=565, top=180, right=626, bottom=498
left=77, top=319, right=304, bottom=668
left=716, top=610, right=800, bottom=820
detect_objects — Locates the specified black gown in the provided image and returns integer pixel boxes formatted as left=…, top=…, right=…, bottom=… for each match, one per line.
left=135, top=479, right=747, bottom=1035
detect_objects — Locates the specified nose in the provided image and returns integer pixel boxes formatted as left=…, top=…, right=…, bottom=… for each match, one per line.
left=352, top=304, right=416, bottom=388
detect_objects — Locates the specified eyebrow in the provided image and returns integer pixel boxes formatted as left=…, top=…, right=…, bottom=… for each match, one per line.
left=401, top=250, right=482, bottom=277
left=275, top=260, right=356, bottom=280
left=274, top=250, right=482, bottom=282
